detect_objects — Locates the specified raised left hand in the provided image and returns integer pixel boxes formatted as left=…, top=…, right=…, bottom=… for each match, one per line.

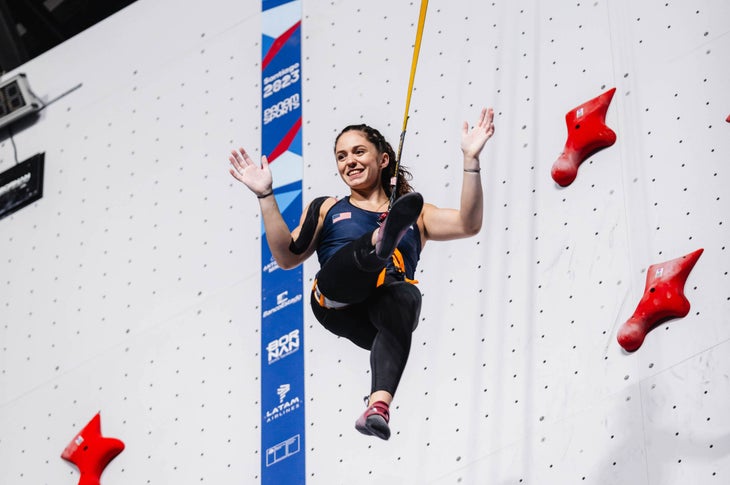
left=460, top=107, right=495, bottom=160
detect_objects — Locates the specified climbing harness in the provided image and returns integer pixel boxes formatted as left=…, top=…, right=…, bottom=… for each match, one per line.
left=313, top=249, right=418, bottom=310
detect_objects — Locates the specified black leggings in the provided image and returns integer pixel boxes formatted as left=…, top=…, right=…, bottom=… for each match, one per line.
left=311, top=233, right=422, bottom=396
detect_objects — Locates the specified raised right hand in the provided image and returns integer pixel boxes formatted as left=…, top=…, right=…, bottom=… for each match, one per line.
left=229, top=148, right=273, bottom=197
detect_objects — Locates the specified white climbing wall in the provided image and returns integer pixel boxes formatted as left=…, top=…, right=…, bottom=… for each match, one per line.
left=0, top=0, right=728, bottom=484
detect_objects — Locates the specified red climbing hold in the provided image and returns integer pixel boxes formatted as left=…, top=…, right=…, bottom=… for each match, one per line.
left=551, top=87, right=617, bottom=187
left=617, top=248, right=703, bottom=352
left=726, top=114, right=730, bottom=123
left=61, top=413, right=125, bottom=485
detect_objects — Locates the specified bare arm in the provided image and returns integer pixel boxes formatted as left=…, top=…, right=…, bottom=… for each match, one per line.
left=258, top=195, right=334, bottom=269
left=229, top=147, right=333, bottom=269
left=421, top=107, right=494, bottom=243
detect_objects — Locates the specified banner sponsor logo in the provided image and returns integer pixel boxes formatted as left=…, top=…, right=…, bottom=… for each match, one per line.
left=263, top=257, right=281, bottom=273
left=277, top=383, right=291, bottom=402
left=266, top=383, right=301, bottom=423
left=265, top=434, right=301, bottom=467
left=267, top=329, right=300, bottom=364
left=262, top=291, right=303, bottom=318
left=264, top=93, right=301, bottom=125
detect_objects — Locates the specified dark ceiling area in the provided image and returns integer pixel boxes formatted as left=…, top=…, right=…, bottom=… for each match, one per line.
left=0, top=0, right=137, bottom=74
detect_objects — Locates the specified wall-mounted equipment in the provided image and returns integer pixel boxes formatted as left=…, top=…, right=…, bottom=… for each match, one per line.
left=0, top=152, right=44, bottom=220
left=0, top=73, right=43, bottom=131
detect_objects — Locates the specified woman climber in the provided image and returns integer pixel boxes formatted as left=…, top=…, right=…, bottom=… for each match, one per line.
left=229, top=107, right=494, bottom=440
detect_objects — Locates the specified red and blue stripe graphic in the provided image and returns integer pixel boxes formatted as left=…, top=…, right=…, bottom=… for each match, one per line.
left=261, top=1, right=305, bottom=483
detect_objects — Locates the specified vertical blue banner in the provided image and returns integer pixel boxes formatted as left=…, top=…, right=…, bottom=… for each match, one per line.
left=261, top=1, right=305, bottom=484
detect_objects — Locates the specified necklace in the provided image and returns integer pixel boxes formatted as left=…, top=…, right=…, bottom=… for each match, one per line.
left=350, top=196, right=389, bottom=213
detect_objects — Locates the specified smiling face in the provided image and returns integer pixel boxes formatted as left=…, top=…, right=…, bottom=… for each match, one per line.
left=334, top=130, right=389, bottom=192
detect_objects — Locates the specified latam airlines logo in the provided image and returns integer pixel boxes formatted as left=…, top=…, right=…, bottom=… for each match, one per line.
left=266, top=383, right=301, bottom=423
left=277, top=384, right=290, bottom=403
left=263, top=290, right=303, bottom=318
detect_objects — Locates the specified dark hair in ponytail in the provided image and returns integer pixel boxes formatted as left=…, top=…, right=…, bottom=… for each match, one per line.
left=334, top=124, right=414, bottom=198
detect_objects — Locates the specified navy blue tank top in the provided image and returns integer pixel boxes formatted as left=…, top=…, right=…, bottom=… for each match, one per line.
left=317, top=197, right=421, bottom=279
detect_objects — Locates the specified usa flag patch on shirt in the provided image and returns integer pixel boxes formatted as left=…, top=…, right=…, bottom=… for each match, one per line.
left=332, top=212, right=352, bottom=223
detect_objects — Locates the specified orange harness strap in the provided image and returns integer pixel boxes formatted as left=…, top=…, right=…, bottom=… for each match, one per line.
left=376, top=248, right=419, bottom=286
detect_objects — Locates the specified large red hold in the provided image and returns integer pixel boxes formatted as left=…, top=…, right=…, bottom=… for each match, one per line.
left=551, top=87, right=617, bottom=187
left=61, top=413, right=125, bottom=485
left=617, top=248, right=704, bottom=352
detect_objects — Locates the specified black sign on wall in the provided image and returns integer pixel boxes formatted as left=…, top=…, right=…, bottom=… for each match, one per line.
left=0, top=153, right=44, bottom=220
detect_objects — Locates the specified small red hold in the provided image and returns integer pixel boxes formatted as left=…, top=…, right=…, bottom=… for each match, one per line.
left=726, top=114, right=730, bottom=123
left=617, top=248, right=703, bottom=352
left=551, top=87, right=617, bottom=187
left=61, top=413, right=125, bottom=485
